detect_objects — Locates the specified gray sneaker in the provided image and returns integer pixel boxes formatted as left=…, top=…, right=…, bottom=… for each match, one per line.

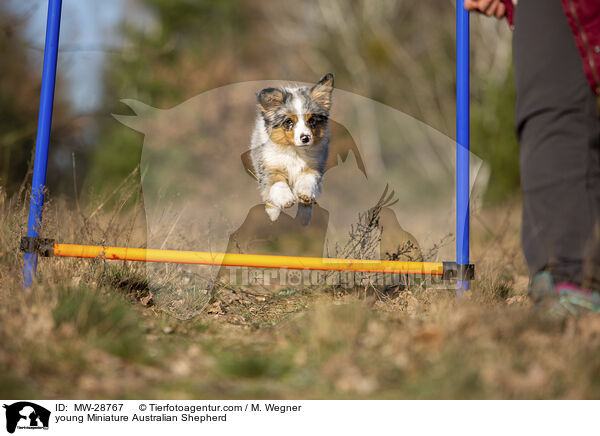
left=528, top=271, right=555, bottom=304
left=528, top=272, right=600, bottom=317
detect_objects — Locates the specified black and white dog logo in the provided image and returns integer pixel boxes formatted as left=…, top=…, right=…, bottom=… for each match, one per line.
left=3, top=402, right=50, bottom=434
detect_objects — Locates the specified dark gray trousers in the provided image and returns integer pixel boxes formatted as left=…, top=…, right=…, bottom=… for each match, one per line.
left=514, top=0, right=600, bottom=288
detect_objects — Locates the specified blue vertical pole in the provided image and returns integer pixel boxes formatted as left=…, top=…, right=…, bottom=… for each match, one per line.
left=23, top=0, right=63, bottom=288
left=456, top=2, right=470, bottom=295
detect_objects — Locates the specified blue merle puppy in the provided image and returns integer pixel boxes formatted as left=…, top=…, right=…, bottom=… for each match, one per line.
left=250, top=73, right=334, bottom=225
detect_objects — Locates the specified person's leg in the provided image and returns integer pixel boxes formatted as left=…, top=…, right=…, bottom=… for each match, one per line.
left=513, top=0, right=600, bottom=288
left=583, top=110, right=600, bottom=290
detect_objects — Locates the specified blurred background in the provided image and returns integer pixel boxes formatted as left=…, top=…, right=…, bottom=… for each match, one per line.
left=1, top=0, right=517, bottom=207
left=4, top=1, right=569, bottom=402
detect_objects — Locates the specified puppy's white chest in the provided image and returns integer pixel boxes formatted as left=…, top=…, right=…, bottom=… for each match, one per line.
left=264, top=145, right=307, bottom=183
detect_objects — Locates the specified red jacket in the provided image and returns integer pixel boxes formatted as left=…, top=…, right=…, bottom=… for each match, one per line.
left=500, top=0, right=600, bottom=95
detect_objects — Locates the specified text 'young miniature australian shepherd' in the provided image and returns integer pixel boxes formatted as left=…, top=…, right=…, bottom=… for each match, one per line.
left=250, top=73, right=334, bottom=226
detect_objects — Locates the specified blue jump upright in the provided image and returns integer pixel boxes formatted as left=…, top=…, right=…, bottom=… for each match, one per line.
left=23, top=0, right=63, bottom=288
left=456, top=3, right=470, bottom=294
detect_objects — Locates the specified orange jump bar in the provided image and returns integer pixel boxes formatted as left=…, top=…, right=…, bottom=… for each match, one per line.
left=20, top=238, right=471, bottom=278
left=49, top=243, right=448, bottom=276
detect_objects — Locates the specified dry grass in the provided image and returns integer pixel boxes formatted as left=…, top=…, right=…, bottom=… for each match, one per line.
left=2, top=187, right=600, bottom=400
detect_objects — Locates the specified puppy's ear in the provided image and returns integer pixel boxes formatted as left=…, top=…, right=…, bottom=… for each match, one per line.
left=310, top=73, right=334, bottom=111
left=257, top=87, right=285, bottom=113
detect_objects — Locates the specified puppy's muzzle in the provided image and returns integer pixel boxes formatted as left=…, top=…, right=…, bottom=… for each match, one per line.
left=300, top=134, right=311, bottom=145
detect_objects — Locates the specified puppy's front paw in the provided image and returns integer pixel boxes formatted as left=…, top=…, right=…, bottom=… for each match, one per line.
left=295, top=174, right=320, bottom=205
left=269, top=181, right=295, bottom=209
left=297, top=194, right=313, bottom=205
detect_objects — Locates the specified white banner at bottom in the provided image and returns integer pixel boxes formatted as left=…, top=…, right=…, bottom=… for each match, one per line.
left=1, top=400, right=597, bottom=436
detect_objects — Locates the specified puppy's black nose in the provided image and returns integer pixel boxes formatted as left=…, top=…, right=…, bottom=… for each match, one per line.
left=300, top=134, right=311, bottom=144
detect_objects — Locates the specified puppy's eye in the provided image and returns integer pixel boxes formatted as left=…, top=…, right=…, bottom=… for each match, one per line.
left=283, top=118, right=295, bottom=130
left=307, top=115, right=326, bottom=128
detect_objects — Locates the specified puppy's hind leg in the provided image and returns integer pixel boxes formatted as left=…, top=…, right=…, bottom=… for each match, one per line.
left=265, top=203, right=281, bottom=221
left=295, top=203, right=313, bottom=226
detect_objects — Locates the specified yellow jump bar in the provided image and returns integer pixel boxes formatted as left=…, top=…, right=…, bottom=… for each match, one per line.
left=53, top=243, right=443, bottom=275
left=20, top=238, right=470, bottom=278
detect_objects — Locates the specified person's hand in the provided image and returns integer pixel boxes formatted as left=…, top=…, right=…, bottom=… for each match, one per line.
left=464, top=0, right=506, bottom=18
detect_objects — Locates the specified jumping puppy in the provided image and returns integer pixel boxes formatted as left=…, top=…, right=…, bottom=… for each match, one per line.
left=250, top=73, right=334, bottom=225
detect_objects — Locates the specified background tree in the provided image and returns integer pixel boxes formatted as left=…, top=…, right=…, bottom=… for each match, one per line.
left=0, top=4, right=80, bottom=198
